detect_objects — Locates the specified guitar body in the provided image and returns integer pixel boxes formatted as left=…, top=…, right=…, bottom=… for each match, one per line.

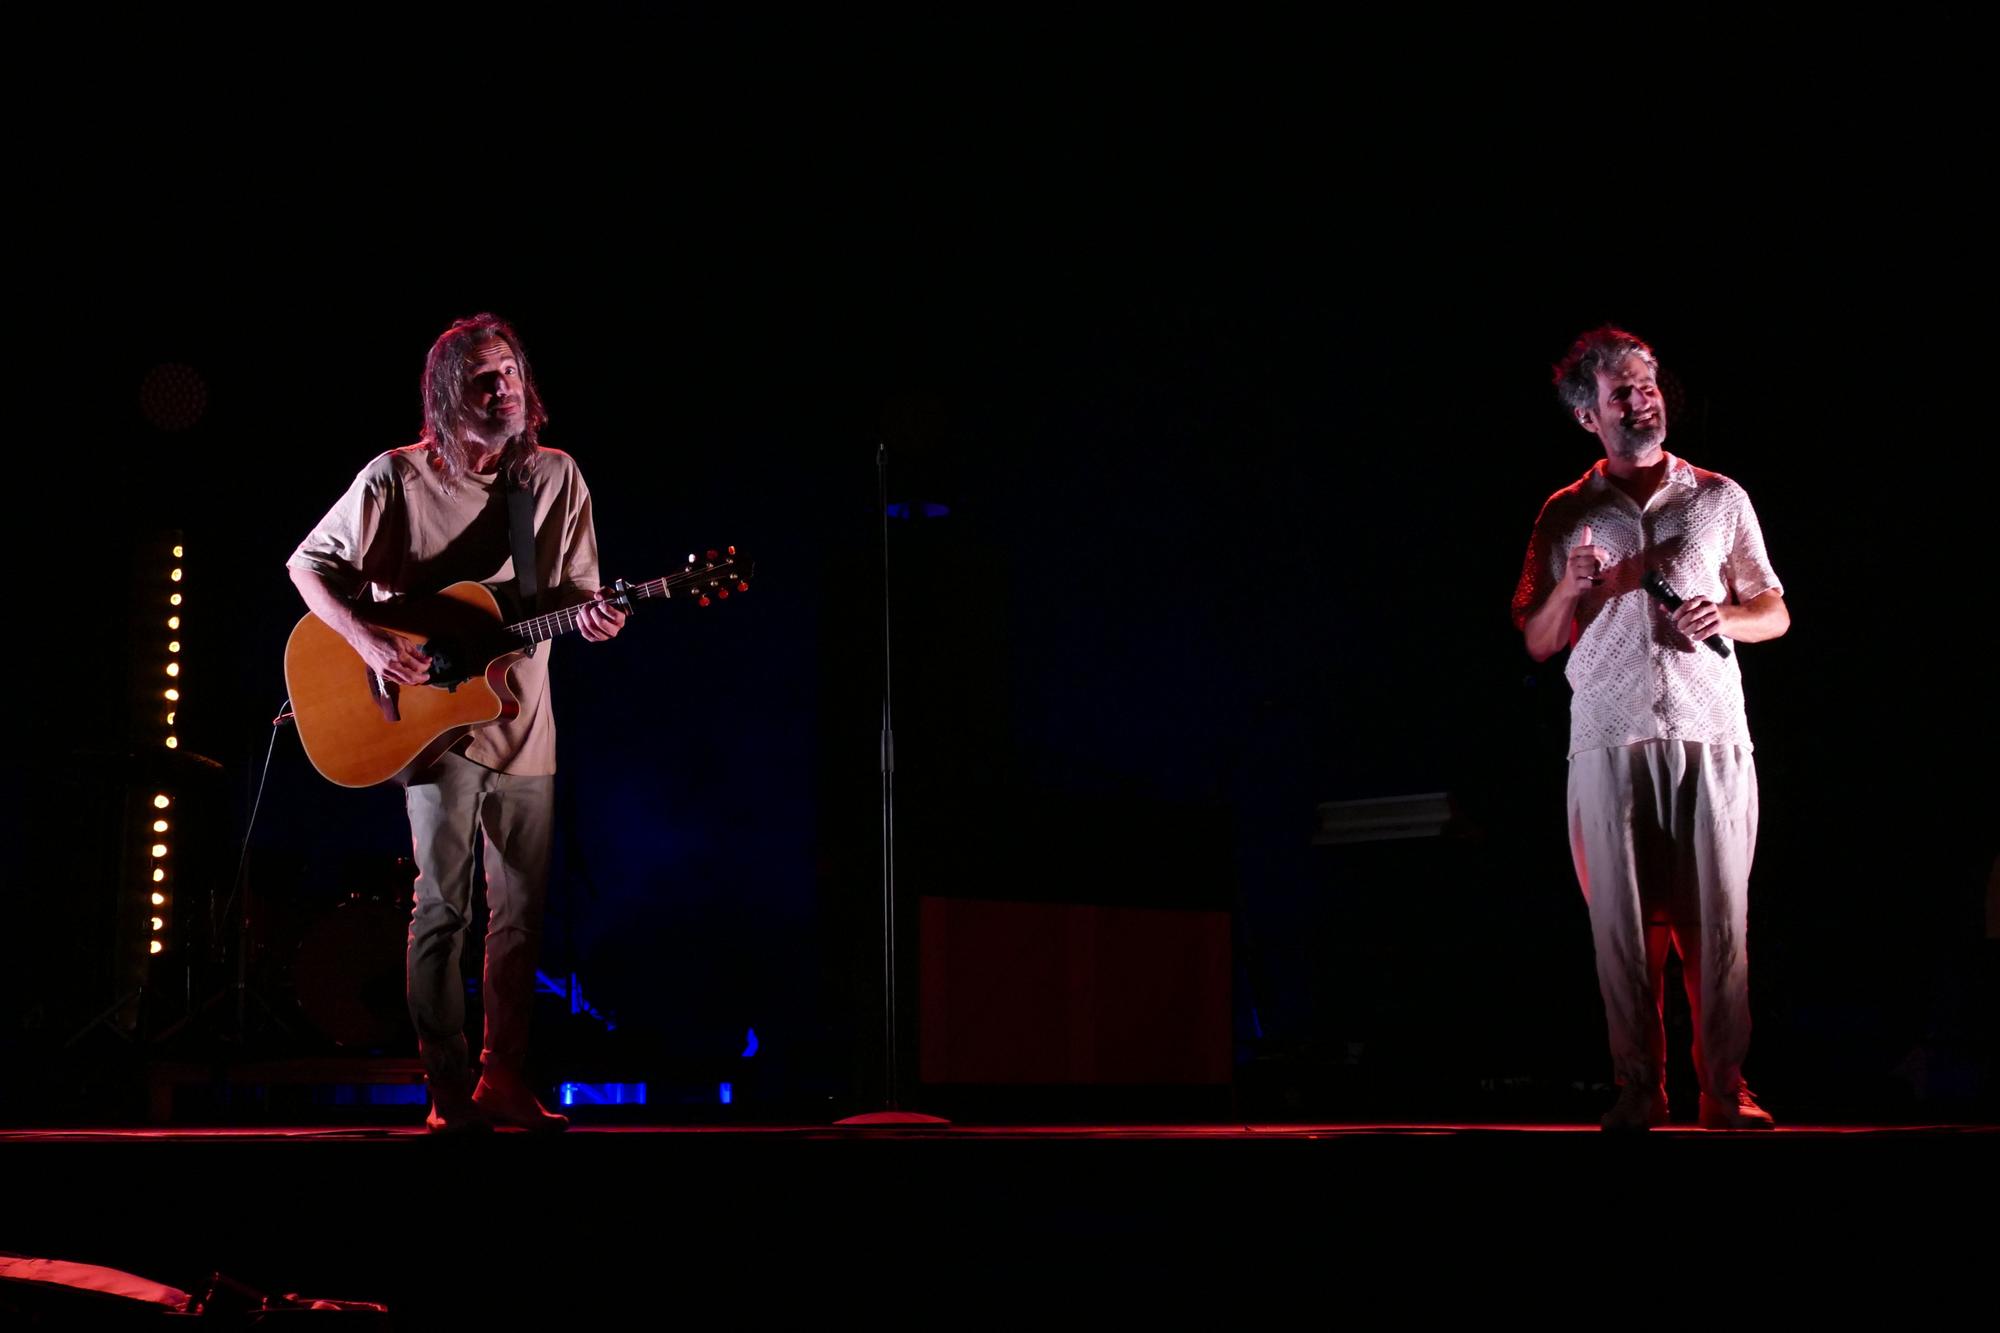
left=285, top=581, right=526, bottom=788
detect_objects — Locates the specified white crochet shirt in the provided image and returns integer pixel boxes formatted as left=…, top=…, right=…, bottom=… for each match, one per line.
left=1513, top=453, right=1784, bottom=758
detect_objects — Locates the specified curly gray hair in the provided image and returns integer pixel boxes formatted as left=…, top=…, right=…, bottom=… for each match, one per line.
left=1552, top=326, right=1658, bottom=418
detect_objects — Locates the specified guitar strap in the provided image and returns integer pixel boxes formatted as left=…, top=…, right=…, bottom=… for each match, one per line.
left=506, top=470, right=540, bottom=658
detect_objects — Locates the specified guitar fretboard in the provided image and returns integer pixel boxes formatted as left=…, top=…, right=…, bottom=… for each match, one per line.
left=501, top=561, right=741, bottom=645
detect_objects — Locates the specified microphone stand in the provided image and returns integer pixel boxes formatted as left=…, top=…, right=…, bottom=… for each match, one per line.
left=835, top=443, right=948, bottom=1127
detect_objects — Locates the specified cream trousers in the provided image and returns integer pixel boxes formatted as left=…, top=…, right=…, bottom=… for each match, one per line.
left=1567, top=740, right=1758, bottom=1100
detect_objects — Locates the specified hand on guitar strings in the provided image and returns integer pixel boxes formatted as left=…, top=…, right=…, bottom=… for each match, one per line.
left=576, top=588, right=628, bottom=643
left=353, top=627, right=432, bottom=686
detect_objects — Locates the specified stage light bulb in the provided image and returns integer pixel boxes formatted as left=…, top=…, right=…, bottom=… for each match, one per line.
left=166, top=712, right=175, bottom=725
left=168, top=640, right=180, bottom=653
left=170, top=594, right=181, bottom=606
left=152, top=819, right=169, bottom=833
left=152, top=869, right=165, bottom=883
left=165, top=736, right=178, bottom=749
left=152, top=892, right=165, bottom=906
left=168, top=616, right=180, bottom=630
left=165, top=689, right=179, bottom=702
left=151, top=844, right=167, bottom=858
left=173, top=545, right=183, bottom=558
left=170, top=569, right=182, bottom=582
left=166, top=663, right=179, bottom=677
left=153, top=794, right=170, bottom=808
left=150, top=940, right=164, bottom=955
left=150, top=917, right=163, bottom=931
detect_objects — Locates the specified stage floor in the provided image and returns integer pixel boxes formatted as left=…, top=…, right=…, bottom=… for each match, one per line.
left=5, top=1119, right=1996, bottom=1140
left=5, top=1121, right=1993, bottom=1326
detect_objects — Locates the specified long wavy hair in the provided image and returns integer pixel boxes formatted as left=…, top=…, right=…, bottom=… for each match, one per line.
left=420, top=313, right=548, bottom=489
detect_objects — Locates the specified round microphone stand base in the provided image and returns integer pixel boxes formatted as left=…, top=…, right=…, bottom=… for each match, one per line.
left=833, top=1109, right=953, bottom=1127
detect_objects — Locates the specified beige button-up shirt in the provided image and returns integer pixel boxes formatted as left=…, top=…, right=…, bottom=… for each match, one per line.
left=1512, top=453, right=1783, bottom=758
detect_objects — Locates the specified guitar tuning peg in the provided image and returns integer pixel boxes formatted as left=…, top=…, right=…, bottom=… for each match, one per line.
left=727, top=545, right=737, bottom=556
left=705, top=549, right=718, bottom=561
left=718, top=587, right=730, bottom=599
left=737, top=580, right=749, bottom=592
left=698, top=594, right=712, bottom=607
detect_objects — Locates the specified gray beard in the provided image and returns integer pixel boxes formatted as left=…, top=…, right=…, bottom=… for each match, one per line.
left=1608, top=423, right=1667, bottom=460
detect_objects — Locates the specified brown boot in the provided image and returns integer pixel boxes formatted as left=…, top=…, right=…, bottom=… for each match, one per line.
left=473, top=1068, right=570, bottom=1132
left=1699, top=1085, right=1776, bottom=1130
left=1600, top=1083, right=1670, bottom=1132
left=419, top=1036, right=488, bottom=1134
left=424, top=1088, right=493, bottom=1136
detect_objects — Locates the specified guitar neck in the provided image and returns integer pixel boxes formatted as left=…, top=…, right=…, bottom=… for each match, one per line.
left=500, top=557, right=745, bottom=645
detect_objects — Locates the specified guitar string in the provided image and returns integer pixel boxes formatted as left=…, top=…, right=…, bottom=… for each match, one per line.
left=505, top=578, right=669, bottom=644
left=502, top=566, right=741, bottom=644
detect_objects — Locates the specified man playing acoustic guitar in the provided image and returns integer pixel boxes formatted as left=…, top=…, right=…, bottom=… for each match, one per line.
left=287, top=313, right=625, bottom=1133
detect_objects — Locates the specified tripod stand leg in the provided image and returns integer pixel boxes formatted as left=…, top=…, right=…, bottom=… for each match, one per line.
left=65, top=988, right=146, bottom=1047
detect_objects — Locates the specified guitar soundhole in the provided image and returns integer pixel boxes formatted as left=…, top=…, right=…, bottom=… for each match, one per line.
left=418, top=642, right=466, bottom=691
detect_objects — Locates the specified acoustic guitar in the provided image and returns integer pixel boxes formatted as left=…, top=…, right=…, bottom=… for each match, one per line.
left=285, top=547, right=751, bottom=787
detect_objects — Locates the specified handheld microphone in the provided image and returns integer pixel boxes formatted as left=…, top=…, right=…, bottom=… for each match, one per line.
left=1640, top=570, right=1732, bottom=658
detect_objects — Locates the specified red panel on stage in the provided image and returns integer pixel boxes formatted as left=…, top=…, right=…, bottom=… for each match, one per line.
left=918, top=896, right=1231, bottom=1085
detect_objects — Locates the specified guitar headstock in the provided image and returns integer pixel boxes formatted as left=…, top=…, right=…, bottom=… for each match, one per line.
left=623, top=547, right=754, bottom=612
left=680, top=546, right=753, bottom=608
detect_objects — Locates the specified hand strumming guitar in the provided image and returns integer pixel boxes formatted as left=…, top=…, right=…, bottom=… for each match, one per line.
left=352, top=626, right=434, bottom=686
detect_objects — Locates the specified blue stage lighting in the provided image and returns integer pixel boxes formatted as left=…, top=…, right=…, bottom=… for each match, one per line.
left=558, top=1082, right=648, bottom=1106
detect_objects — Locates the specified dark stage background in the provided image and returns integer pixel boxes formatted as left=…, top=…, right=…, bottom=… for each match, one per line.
left=6, top=18, right=1991, bottom=1126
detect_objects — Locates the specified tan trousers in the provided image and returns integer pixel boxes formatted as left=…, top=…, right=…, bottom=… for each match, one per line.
left=404, top=749, right=555, bottom=1096
left=1567, top=740, right=1758, bottom=1100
